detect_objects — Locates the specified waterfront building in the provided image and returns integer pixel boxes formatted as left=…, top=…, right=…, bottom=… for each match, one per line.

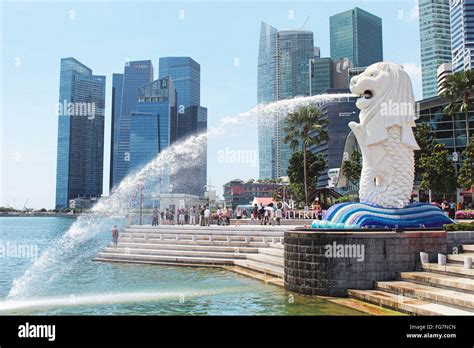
left=257, top=22, right=314, bottom=179
left=55, top=58, right=105, bottom=209
left=329, top=7, right=383, bottom=68
left=110, top=60, right=154, bottom=190
left=307, top=90, right=360, bottom=189
left=223, top=179, right=286, bottom=209
left=437, top=62, right=453, bottom=96
left=451, top=0, right=474, bottom=73
left=418, top=0, right=452, bottom=98
left=416, top=95, right=473, bottom=164
left=159, top=57, right=208, bottom=196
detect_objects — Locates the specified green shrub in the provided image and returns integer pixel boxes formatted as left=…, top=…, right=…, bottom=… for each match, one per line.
left=443, top=221, right=474, bottom=231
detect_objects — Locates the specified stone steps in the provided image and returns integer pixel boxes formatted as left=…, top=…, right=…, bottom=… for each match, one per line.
left=118, top=238, right=271, bottom=248
left=421, top=262, right=474, bottom=278
left=447, top=252, right=474, bottom=263
left=111, top=242, right=259, bottom=254
left=462, top=244, right=474, bottom=252
left=347, top=289, right=473, bottom=316
left=223, top=266, right=284, bottom=287
left=257, top=247, right=284, bottom=258
left=376, top=281, right=474, bottom=311
left=101, top=246, right=248, bottom=259
left=234, top=259, right=284, bottom=278
left=94, top=252, right=236, bottom=266
left=399, top=271, right=474, bottom=293
left=245, top=253, right=284, bottom=267
left=96, top=226, right=285, bottom=287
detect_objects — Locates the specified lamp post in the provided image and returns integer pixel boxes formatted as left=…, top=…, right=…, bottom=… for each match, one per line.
left=138, top=183, right=144, bottom=225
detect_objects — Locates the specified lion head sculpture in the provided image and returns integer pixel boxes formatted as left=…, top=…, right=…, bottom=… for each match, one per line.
left=349, top=62, right=419, bottom=149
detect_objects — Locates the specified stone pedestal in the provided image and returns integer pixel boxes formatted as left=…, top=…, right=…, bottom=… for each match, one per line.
left=284, top=229, right=447, bottom=297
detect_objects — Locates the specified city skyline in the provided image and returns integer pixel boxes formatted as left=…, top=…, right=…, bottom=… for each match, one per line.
left=1, top=1, right=423, bottom=209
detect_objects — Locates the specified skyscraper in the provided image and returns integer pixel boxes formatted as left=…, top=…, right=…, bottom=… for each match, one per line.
left=159, top=57, right=208, bottom=196
left=55, top=58, right=106, bottom=209
left=330, top=7, right=383, bottom=68
left=418, top=0, right=452, bottom=98
left=130, top=77, right=177, bottom=172
left=110, top=60, right=154, bottom=190
left=450, top=0, right=474, bottom=73
left=257, top=22, right=314, bottom=179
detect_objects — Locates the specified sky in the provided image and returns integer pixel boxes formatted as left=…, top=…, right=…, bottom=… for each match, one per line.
left=0, top=0, right=423, bottom=209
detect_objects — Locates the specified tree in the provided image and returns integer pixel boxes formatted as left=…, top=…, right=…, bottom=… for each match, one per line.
left=414, top=123, right=438, bottom=177
left=341, top=150, right=362, bottom=187
left=458, top=141, right=474, bottom=189
left=441, top=69, right=474, bottom=143
left=283, top=105, right=328, bottom=205
left=287, top=151, right=326, bottom=204
left=419, top=143, right=457, bottom=198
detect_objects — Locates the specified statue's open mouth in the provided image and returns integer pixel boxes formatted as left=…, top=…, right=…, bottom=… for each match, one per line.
left=363, top=90, right=373, bottom=99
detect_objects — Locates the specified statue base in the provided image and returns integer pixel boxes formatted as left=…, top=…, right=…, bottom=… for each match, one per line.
left=311, top=202, right=453, bottom=229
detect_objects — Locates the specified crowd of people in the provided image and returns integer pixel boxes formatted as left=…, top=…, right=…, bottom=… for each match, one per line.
left=147, top=201, right=327, bottom=227
left=432, top=199, right=460, bottom=219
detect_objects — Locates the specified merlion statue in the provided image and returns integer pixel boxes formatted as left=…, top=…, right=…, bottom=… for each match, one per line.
left=348, top=62, right=419, bottom=208
left=312, top=62, right=453, bottom=229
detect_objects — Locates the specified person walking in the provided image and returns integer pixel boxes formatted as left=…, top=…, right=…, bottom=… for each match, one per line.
left=204, top=206, right=210, bottom=226
left=152, top=207, right=159, bottom=226
left=449, top=199, right=456, bottom=219
left=275, top=206, right=282, bottom=225
left=110, top=225, right=119, bottom=247
left=178, top=208, right=185, bottom=226
left=200, top=206, right=205, bottom=226
left=249, top=204, right=258, bottom=225
left=235, top=207, right=242, bottom=226
left=225, top=208, right=232, bottom=226
left=189, top=206, right=196, bottom=225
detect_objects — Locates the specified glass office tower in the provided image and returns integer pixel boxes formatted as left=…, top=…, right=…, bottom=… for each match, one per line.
left=257, top=22, right=314, bottom=179
left=55, top=57, right=106, bottom=209
left=158, top=57, right=208, bottom=196
left=110, top=60, right=154, bottom=190
left=451, top=0, right=474, bottom=73
left=330, top=7, right=383, bottom=68
left=418, top=0, right=452, bottom=98
left=130, top=77, right=177, bottom=172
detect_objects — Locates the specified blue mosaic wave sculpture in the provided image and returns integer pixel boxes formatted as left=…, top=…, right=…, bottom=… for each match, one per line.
left=311, top=202, right=453, bottom=229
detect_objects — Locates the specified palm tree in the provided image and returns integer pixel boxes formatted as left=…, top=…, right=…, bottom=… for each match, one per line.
left=441, top=69, right=474, bottom=143
left=283, top=105, right=328, bottom=205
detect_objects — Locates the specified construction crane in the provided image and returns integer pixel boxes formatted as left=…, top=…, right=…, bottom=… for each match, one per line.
left=22, top=198, right=29, bottom=212
left=301, top=16, right=310, bottom=29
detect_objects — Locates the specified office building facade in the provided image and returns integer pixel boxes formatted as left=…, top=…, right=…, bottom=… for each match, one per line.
left=55, top=58, right=106, bottom=208
left=129, top=77, right=177, bottom=172
left=159, top=57, right=208, bottom=196
left=307, top=90, right=360, bottom=189
left=330, top=7, right=383, bottom=68
left=257, top=22, right=315, bottom=179
left=418, top=0, right=452, bottom=98
left=110, top=60, right=154, bottom=190
left=451, top=0, right=474, bottom=73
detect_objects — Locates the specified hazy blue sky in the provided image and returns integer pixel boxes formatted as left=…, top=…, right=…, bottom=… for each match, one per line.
left=1, top=0, right=422, bottom=209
